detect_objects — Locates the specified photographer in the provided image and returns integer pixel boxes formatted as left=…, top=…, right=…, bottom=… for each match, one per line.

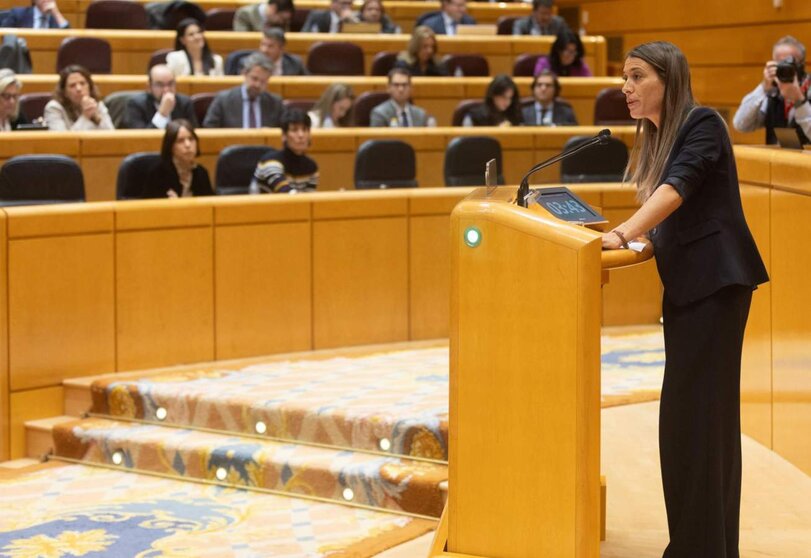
left=733, top=35, right=811, bottom=144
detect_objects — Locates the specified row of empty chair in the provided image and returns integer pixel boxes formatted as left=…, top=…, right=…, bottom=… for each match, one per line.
left=0, top=134, right=628, bottom=205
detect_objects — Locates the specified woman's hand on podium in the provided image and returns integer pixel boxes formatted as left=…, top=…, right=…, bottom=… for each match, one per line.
left=602, top=230, right=627, bottom=250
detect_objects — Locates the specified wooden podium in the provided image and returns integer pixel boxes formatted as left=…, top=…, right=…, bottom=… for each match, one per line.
left=431, top=186, right=652, bottom=558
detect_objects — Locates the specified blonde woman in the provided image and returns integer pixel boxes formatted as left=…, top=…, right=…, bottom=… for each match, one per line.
left=0, top=69, right=28, bottom=131
left=394, top=26, right=448, bottom=77
left=307, top=83, right=355, bottom=128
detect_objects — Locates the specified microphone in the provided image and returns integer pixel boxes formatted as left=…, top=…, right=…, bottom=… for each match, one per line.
left=515, top=129, right=612, bottom=208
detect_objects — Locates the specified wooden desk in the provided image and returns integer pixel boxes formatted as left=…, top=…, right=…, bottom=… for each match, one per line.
left=17, top=75, right=624, bottom=127
left=3, top=28, right=607, bottom=76
left=0, top=125, right=637, bottom=200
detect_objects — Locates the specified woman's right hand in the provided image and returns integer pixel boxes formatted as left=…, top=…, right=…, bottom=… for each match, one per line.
left=80, top=96, right=98, bottom=121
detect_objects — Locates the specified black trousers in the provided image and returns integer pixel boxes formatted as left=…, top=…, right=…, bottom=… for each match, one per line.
left=660, top=284, right=753, bottom=558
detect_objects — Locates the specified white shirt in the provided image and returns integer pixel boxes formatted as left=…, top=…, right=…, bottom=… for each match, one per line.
left=329, top=11, right=341, bottom=33
left=442, top=12, right=457, bottom=35
left=534, top=101, right=554, bottom=126
left=733, top=82, right=811, bottom=141
left=241, top=85, right=261, bottom=128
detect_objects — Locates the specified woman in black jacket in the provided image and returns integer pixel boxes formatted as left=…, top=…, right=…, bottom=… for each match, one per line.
left=601, top=41, right=768, bottom=558
left=144, top=119, right=214, bottom=198
left=463, top=74, right=522, bottom=127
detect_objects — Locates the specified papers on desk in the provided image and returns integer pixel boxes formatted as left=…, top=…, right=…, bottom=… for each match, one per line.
left=628, top=241, right=646, bottom=253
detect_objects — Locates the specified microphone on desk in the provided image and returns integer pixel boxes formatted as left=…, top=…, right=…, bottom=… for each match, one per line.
left=515, top=129, right=613, bottom=208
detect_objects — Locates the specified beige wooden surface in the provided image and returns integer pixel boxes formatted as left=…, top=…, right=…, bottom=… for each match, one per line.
left=448, top=188, right=602, bottom=557
left=5, top=29, right=606, bottom=77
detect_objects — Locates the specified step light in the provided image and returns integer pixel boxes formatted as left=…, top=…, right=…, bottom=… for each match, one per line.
left=378, top=438, right=391, bottom=451
left=255, top=421, right=267, bottom=435
left=155, top=407, right=167, bottom=421
left=342, top=488, right=354, bottom=501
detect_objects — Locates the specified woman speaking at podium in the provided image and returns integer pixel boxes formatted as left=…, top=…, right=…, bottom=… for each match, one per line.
left=601, top=42, right=768, bottom=557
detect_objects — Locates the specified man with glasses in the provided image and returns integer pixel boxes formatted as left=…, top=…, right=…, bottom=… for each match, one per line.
left=421, top=0, right=476, bottom=36
left=301, top=0, right=358, bottom=33
left=123, top=65, right=196, bottom=129
left=370, top=68, right=435, bottom=127
left=521, top=70, right=577, bottom=126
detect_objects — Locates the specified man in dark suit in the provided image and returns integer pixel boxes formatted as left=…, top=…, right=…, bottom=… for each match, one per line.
left=301, top=0, right=357, bottom=33
left=420, top=0, right=476, bottom=36
left=512, top=0, right=571, bottom=36
left=259, top=28, right=307, bottom=76
left=232, top=0, right=294, bottom=32
left=521, top=70, right=577, bottom=126
left=123, top=65, right=197, bottom=129
left=3, top=0, right=70, bottom=28
left=203, top=53, right=283, bottom=128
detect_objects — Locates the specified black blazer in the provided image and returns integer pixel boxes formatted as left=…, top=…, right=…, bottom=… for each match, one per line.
left=393, top=58, right=448, bottom=77
left=202, top=86, right=284, bottom=128
left=651, top=107, right=768, bottom=306
left=3, top=6, right=68, bottom=28
left=301, top=10, right=332, bottom=32
left=420, top=12, right=476, bottom=35
left=123, top=92, right=198, bottom=129
left=143, top=160, right=214, bottom=198
left=521, top=100, right=577, bottom=126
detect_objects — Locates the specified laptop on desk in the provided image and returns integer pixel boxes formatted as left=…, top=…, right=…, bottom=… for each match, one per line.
left=774, top=127, right=805, bottom=150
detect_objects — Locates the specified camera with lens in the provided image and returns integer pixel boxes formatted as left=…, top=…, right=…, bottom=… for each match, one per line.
left=776, top=56, right=804, bottom=83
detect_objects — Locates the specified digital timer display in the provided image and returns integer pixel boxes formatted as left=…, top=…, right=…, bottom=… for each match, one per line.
left=530, top=187, right=606, bottom=225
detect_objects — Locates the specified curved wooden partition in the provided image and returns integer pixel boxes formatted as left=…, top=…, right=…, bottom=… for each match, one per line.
left=5, top=29, right=607, bottom=77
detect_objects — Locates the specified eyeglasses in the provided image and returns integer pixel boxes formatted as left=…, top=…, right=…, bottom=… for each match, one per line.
left=152, top=81, right=176, bottom=89
left=534, top=82, right=553, bottom=88
left=390, top=82, right=410, bottom=88
left=0, top=92, right=19, bottom=101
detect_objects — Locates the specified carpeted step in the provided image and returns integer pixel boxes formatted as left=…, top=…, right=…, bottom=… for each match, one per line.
left=89, top=348, right=451, bottom=460
left=52, top=416, right=447, bottom=518
left=0, top=463, right=436, bottom=558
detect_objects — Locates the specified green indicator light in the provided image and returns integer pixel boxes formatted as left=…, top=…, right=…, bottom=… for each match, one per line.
left=464, top=227, right=481, bottom=247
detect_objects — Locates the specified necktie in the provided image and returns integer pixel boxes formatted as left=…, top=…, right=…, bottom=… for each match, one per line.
left=401, top=110, right=410, bottom=127
left=538, top=107, right=547, bottom=126
left=248, top=100, right=257, bottom=128
left=37, top=14, right=47, bottom=28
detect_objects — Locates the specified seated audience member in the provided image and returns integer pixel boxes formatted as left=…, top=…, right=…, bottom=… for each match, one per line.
left=123, top=65, right=197, bottom=129
left=3, top=0, right=69, bottom=28
left=302, top=0, right=358, bottom=33
left=370, top=68, right=435, bottom=127
left=533, top=31, right=592, bottom=77
left=513, top=0, right=570, bottom=36
left=420, top=0, right=475, bottom=36
left=733, top=35, right=811, bottom=145
left=203, top=53, right=283, bottom=128
left=233, top=0, right=294, bottom=32
left=395, top=26, right=448, bottom=77
left=0, top=69, right=29, bottom=131
left=522, top=70, right=577, bottom=126
left=144, top=119, right=214, bottom=198
left=463, top=74, right=521, bottom=127
left=44, top=65, right=114, bottom=131
left=250, top=108, right=319, bottom=194
left=166, top=19, right=224, bottom=77
left=259, top=27, right=307, bottom=76
left=358, top=0, right=400, bottom=34
left=308, top=83, right=355, bottom=128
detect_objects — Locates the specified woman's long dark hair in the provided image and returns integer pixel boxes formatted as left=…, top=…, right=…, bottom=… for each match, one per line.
left=549, top=30, right=585, bottom=76
left=161, top=119, right=200, bottom=164
left=175, top=18, right=215, bottom=75
left=53, top=65, right=101, bottom=122
left=482, top=74, right=522, bottom=126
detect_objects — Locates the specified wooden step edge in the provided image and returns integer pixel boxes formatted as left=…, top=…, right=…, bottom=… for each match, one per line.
left=24, top=415, right=76, bottom=459
left=0, top=458, right=40, bottom=470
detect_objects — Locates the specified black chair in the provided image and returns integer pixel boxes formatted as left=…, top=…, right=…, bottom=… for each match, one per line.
left=353, top=91, right=390, bottom=127
left=594, top=87, right=634, bottom=125
left=0, top=155, right=85, bottom=205
left=451, top=99, right=483, bottom=126
left=56, top=37, right=112, bottom=74
left=513, top=53, right=540, bottom=77
left=104, top=90, right=141, bottom=129
left=116, top=152, right=160, bottom=200
left=560, top=135, right=629, bottom=183
left=224, top=49, right=254, bottom=75
left=370, top=51, right=398, bottom=76
left=283, top=99, right=316, bottom=112
left=354, top=140, right=417, bottom=189
left=205, top=8, right=235, bottom=30
left=86, top=0, right=148, bottom=29
left=290, top=8, right=309, bottom=32
left=444, top=136, right=503, bottom=187
left=191, top=92, right=217, bottom=125
left=215, top=145, right=268, bottom=195
left=442, top=54, right=489, bottom=77
left=496, top=16, right=517, bottom=35
left=307, top=42, right=364, bottom=75
left=18, top=93, right=51, bottom=121
left=147, top=48, right=172, bottom=71
left=415, top=10, right=440, bottom=27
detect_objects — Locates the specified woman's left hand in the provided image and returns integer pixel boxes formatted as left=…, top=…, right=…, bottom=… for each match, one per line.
left=602, top=231, right=624, bottom=250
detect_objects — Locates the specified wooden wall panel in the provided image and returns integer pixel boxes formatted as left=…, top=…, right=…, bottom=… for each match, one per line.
left=0, top=212, right=7, bottom=462
left=770, top=190, right=811, bottom=476
left=312, top=217, right=409, bottom=348
left=410, top=215, right=451, bottom=340
left=9, top=387, right=63, bottom=460
left=8, top=234, right=116, bottom=391
left=116, top=227, right=215, bottom=371
left=739, top=184, right=772, bottom=448
left=214, top=222, right=312, bottom=359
